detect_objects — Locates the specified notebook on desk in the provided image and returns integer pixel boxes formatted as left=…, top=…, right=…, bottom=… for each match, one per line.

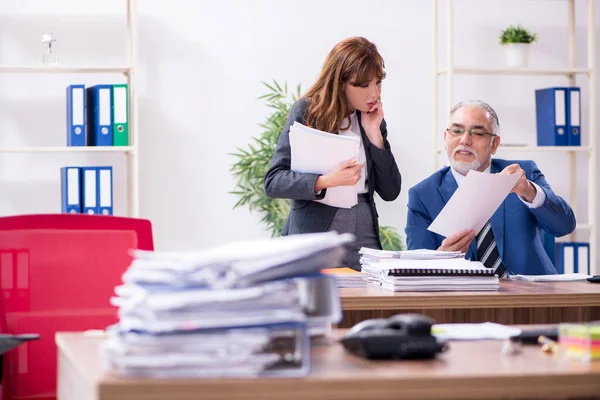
left=369, top=259, right=495, bottom=277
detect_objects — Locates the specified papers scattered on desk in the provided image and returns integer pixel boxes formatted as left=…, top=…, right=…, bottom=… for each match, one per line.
left=359, top=248, right=463, bottom=262
left=432, top=323, right=521, bottom=341
left=359, top=248, right=499, bottom=292
left=289, top=121, right=360, bottom=209
left=101, top=232, right=351, bottom=379
left=428, top=170, right=520, bottom=238
left=510, top=273, right=591, bottom=282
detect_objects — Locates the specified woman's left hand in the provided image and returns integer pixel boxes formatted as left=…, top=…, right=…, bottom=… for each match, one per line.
left=361, top=99, right=384, bottom=149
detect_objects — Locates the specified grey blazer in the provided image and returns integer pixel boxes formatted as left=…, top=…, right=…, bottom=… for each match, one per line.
left=264, top=98, right=402, bottom=246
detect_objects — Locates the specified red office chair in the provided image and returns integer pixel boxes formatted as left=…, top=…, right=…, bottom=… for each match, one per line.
left=0, top=214, right=154, bottom=251
left=0, top=229, right=138, bottom=400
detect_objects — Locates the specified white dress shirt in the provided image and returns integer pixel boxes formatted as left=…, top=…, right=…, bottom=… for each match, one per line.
left=450, top=164, right=546, bottom=208
left=339, top=112, right=368, bottom=194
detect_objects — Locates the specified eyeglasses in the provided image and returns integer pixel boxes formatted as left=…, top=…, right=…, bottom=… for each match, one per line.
left=446, top=128, right=497, bottom=139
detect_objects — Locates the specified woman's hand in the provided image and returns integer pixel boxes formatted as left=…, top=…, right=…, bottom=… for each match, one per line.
left=360, top=99, right=384, bottom=149
left=315, top=158, right=362, bottom=191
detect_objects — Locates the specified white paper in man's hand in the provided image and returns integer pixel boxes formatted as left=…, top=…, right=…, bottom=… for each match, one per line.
left=427, top=170, right=521, bottom=237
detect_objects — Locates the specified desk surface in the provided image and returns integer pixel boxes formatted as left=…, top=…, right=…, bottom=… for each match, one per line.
left=340, top=280, right=600, bottom=310
left=57, top=331, right=600, bottom=400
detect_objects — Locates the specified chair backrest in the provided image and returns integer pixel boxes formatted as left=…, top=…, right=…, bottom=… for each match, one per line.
left=0, top=229, right=137, bottom=400
left=0, top=214, right=153, bottom=251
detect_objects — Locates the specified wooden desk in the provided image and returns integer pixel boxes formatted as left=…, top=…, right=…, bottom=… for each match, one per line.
left=338, top=280, right=600, bottom=328
left=57, top=332, right=600, bottom=400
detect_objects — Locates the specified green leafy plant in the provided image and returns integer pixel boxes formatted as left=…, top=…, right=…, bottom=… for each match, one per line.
left=230, top=80, right=405, bottom=251
left=499, top=24, right=538, bottom=44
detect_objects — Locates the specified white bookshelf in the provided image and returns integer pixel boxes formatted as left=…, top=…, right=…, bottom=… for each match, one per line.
left=432, top=0, right=597, bottom=274
left=0, top=66, right=133, bottom=74
left=0, top=146, right=136, bottom=153
left=0, top=0, right=139, bottom=218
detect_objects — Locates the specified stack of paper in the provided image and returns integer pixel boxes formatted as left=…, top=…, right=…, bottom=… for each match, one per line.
left=289, top=121, right=360, bottom=209
left=321, top=267, right=367, bottom=288
left=359, top=249, right=499, bottom=292
left=101, top=232, right=353, bottom=378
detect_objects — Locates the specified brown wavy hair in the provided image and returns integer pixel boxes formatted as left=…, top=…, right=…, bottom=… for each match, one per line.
left=302, top=37, right=386, bottom=134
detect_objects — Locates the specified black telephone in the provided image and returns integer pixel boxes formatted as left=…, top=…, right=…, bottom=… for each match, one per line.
left=341, top=314, right=448, bottom=360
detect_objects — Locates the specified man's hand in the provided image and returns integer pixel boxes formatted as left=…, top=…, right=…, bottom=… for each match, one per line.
left=437, top=229, right=476, bottom=254
left=500, top=163, right=536, bottom=203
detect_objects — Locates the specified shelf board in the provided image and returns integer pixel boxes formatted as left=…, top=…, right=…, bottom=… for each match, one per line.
left=576, top=223, right=593, bottom=230
left=437, top=145, right=591, bottom=154
left=437, top=67, right=591, bottom=76
left=0, top=146, right=135, bottom=153
left=0, top=66, right=133, bottom=74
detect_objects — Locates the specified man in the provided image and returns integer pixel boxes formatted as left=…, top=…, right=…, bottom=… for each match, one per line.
left=405, top=100, right=576, bottom=276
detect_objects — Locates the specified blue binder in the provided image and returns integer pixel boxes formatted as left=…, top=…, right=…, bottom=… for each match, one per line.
left=535, top=87, right=568, bottom=146
left=554, top=242, right=576, bottom=274
left=86, top=85, right=113, bottom=146
left=60, top=166, right=82, bottom=213
left=573, top=242, right=590, bottom=274
left=97, top=166, right=113, bottom=215
left=80, top=167, right=99, bottom=214
left=66, top=85, right=86, bottom=146
left=567, top=87, right=581, bottom=146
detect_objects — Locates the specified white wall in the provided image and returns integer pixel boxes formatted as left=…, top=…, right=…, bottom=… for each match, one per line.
left=1, top=0, right=598, bottom=264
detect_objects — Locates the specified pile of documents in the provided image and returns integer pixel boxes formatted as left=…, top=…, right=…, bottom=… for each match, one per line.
left=321, top=267, right=367, bottom=288
left=359, top=248, right=499, bottom=292
left=289, top=121, right=360, bottom=209
left=100, top=232, right=353, bottom=378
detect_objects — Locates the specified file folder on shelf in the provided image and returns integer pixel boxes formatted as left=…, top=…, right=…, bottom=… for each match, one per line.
left=554, top=242, right=589, bottom=274
left=86, top=85, right=113, bottom=146
left=535, top=87, right=568, bottom=146
left=97, top=166, right=113, bottom=215
left=111, top=84, right=129, bottom=146
left=60, top=166, right=82, bottom=213
left=574, top=242, right=590, bottom=275
left=66, top=85, right=86, bottom=146
left=81, top=167, right=99, bottom=214
left=567, top=87, right=581, bottom=146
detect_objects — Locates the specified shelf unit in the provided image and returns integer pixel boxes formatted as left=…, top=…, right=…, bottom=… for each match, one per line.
left=432, top=0, right=596, bottom=274
left=0, top=0, right=139, bottom=217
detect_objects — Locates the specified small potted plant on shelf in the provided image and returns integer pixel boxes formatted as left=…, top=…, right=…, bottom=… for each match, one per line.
left=499, top=24, right=538, bottom=68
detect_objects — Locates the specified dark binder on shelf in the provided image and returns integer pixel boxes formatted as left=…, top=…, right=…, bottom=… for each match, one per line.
left=535, top=87, right=568, bottom=146
left=66, top=84, right=86, bottom=146
left=60, top=166, right=82, bottom=213
left=567, top=87, right=581, bottom=146
left=86, top=85, right=113, bottom=146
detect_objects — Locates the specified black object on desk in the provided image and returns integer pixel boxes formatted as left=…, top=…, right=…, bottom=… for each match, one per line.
left=587, top=275, right=600, bottom=283
left=509, top=327, right=559, bottom=344
left=341, top=314, right=448, bottom=360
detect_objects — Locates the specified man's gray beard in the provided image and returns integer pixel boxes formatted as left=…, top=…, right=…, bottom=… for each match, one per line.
left=449, top=158, right=481, bottom=175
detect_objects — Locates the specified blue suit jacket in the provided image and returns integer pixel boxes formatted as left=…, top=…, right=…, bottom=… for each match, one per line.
left=405, top=159, right=576, bottom=275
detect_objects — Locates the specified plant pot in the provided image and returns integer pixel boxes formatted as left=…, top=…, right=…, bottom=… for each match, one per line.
left=503, top=43, right=530, bottom=68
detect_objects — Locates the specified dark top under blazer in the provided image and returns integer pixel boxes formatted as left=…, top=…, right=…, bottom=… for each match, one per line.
left=264, top=98, right=402, bottom=246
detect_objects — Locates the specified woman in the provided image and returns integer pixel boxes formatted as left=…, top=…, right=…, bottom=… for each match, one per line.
left=264, top=36, right=402, bottom=270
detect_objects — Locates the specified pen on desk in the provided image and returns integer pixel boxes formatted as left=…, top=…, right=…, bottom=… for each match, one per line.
left=538, top=335, right=558, bottom=354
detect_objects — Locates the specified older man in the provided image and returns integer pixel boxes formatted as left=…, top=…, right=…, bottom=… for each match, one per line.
left=405, top=100, right=576, bottom=276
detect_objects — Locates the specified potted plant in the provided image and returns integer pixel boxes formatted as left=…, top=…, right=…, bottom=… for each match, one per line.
left=499, top=24, right=537, bottom=68
left=230, top=80, right=405, bottom=251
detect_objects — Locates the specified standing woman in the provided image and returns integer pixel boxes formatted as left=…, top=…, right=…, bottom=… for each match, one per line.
left=264, top=37, right=402, bottom=270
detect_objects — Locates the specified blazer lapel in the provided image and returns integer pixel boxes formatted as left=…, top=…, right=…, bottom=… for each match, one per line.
left=490, top=161, right=505, bottom=261
left=437, top=171, right=478, bottom=260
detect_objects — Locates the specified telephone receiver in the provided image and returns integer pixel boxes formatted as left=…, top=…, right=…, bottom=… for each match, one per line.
left=341, top=313, right=448, bottom=360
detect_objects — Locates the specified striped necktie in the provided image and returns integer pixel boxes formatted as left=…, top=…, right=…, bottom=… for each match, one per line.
left=477, top=220, right=508, bottom=278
